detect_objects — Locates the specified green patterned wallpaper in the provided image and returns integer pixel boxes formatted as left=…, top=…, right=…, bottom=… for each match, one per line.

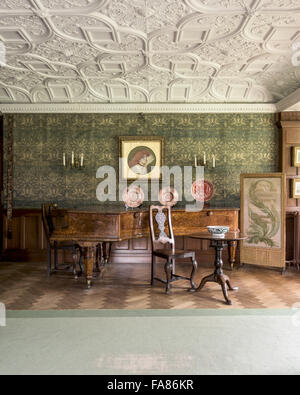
left=4, top=113, right=280, bottom=208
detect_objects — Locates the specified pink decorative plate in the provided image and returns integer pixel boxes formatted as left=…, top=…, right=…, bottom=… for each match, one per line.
left=159, top=187, right=179, bottom=207
left=122, top=185, right=144, bottom=208
left=191, top=180, right=214, bottom=202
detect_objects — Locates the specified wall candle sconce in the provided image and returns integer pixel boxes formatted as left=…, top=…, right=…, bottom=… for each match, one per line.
left=63, top=152, right=84, bottom=169
left=193, top=153, right=216, bottom=168
left=212, top=155, right=216, bottom=168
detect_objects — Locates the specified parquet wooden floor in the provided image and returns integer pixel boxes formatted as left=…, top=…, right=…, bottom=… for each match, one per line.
left=0, top=261, right=300, bottom=310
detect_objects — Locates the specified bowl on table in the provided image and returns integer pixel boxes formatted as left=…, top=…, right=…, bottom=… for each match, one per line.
left=207, top=226, right=230, bottom=238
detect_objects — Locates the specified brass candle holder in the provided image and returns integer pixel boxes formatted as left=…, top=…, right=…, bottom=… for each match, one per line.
left=63, top=152, right=84, bottom=170
left=193, top=153, right=216, bottom=168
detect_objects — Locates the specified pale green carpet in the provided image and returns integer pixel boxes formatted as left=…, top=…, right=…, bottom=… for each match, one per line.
left=0, top=309, right=300, bottom=375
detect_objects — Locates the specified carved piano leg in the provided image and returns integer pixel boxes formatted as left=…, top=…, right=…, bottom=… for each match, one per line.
left=95, top=243, right=106, bottom=278
left=103, top=242, right=112, bottom=265
left=228, top=241, right=237, bottom=270
left=95, top=243, right=102, bottom=273
left=83, top=246, right=96, bottom=289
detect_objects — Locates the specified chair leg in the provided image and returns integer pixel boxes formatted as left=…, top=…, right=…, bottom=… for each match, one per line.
left=190, top=258, right=197, bottom=289
left=164, top=259, right=172, bottom=294
left=151, top=255, right=156, bottom=286
left=47, top=243, right=51, bottom=277
left=72, top=246, right=79, bottom=280
left=54, top=241, right=58, bottom=270
left=171, top=259, right=176, bottom=278
left=78, top=248, right=84, bottom=275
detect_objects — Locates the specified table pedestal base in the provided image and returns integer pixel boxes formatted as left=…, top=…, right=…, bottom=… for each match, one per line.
left=192, top=272, right=238, bottom=305
left=190, top=239, right=238, bottom=305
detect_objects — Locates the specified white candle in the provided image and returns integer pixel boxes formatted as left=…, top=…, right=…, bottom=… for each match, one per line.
left=212, top=155, right=216, bottom=168
left=81, top=154, right=84, bottom=167
left=203, top=152, right=206, bottom=165
left=71, top=151, right=74, bottom=165
left=63, top=153, right=66, bottom=167
left=194, top=155, right=197, bottom=167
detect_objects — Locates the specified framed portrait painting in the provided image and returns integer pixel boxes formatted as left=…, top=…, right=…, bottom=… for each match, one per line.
left=119, top=136, right=165, bottom=181
left=240, top=173, right=286, bottom=270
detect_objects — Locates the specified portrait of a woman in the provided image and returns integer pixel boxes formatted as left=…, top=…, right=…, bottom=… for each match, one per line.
left=128, top=148, right=156, bottom=175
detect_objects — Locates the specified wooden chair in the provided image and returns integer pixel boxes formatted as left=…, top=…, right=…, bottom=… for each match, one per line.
left=41, top=203, right=83, bottom=279
left=149, top=205, right=198, bottom=294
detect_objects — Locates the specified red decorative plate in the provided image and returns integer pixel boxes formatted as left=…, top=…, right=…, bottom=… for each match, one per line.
left=122, top=185, right=144, bottom=208
left=191, top=180, right=214, bottom=202
left=159, top=187, right=179, bottom=207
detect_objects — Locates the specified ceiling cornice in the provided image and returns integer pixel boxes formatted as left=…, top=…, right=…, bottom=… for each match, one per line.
left=276, top=88, right=300, bottom=112
left=0, top=103, right=278, bottom=114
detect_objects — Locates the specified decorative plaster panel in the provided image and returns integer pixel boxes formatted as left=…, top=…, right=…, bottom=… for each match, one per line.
left=0, top=0, right=299, bottom=105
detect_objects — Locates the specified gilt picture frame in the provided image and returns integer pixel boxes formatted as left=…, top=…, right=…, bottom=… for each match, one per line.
left=291, top=178, right=300, bottom=199
left=292, top=146, right=300, bottom=167
left=119, top=136, right=165, bottom=181
left=240, top=173, right=286, bottom=270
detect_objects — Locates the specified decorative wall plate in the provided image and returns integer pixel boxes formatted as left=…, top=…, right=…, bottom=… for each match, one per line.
left=191, top=180, right=214, bottom=202
left=122, top=185, right=144, bottom=208
left=159, top=187, right=179, bottom=207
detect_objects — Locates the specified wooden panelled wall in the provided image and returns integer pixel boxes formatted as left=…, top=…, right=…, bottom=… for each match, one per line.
left=280, top=112, right=300, bottom=265
left=0, top=117, right=3, bottom=253
left=1, top=209, right=225, bottom=265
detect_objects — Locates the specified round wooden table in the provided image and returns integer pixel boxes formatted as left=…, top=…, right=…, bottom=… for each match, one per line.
left=189, top=232, right=247, bottom=305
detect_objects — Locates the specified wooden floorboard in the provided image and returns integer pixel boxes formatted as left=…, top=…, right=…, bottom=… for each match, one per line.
left=0, top=261, right=300, bottom=310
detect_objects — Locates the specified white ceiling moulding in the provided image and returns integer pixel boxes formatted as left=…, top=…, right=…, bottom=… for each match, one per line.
left=0, top=103, right=277, bottom=114
left=285, top=103, right=300, bottom=112
left=276, top=89, right=300, bottom=112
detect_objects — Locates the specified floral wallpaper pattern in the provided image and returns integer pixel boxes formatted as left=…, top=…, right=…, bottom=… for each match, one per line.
left=3, top=113, right=280, bottom=208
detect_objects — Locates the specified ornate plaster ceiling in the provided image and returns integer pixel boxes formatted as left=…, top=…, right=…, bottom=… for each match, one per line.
left=0, top=0, right=300, bottom=105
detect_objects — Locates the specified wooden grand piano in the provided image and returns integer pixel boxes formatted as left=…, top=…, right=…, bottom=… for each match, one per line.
left=50, top=207, right=240, bottom=288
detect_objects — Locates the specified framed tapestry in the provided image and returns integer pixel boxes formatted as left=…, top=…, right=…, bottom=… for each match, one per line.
left=119, top=136, right=165, bottom=181
left=240, top=173, right=286, bottom=270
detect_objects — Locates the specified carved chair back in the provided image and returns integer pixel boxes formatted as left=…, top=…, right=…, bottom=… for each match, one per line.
left=41, top=203, right=56, bottom=242
left=149, top=205, right=175, bottom=253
